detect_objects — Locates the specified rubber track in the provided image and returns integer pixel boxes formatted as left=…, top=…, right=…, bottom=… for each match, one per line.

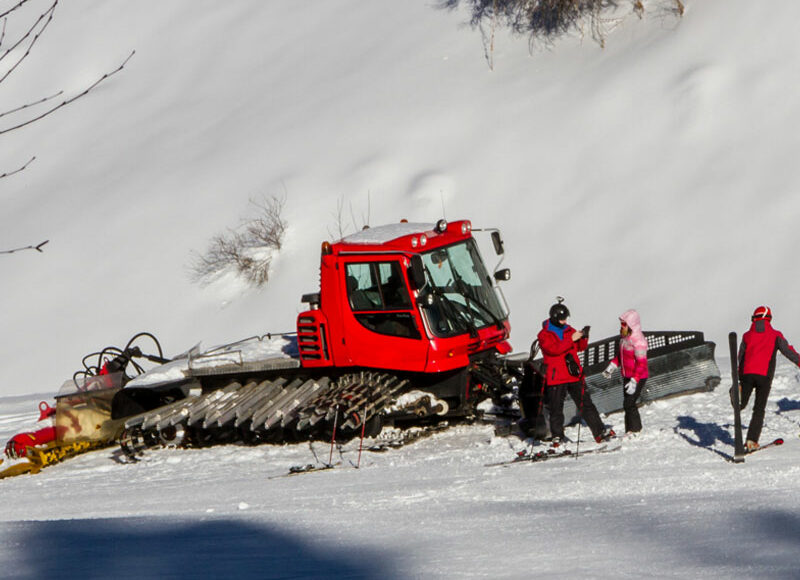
left=121, top=372, right=409, bottom=452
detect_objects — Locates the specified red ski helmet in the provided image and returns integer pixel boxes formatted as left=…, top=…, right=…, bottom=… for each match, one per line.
left=751, top=305, right=772, bottom=321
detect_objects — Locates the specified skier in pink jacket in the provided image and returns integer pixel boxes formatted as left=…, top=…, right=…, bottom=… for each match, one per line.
left=603, top=309, right=649, bottom=433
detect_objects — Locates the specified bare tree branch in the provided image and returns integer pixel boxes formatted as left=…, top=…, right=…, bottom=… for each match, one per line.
left=0, top=1, right=134, bottom=258
left=0, top=90, right=61, bottom=120
left=0, top=154, right=34, bottom=178
left=0, top=13, right=8, bottom=47
left=0, top=0, right=33, bottom=22
left=0, top=49, right=135, bottom=136
left=0, top=0, right=56, bottom=83
left=0, top=239, right=48, bottom=255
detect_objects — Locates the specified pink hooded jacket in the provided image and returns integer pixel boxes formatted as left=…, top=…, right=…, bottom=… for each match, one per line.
left=611, top=309, right=649, bottom=380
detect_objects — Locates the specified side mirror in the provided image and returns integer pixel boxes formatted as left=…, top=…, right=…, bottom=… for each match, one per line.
left=301, top=292, right=321, bottom=310
left=494, top=268, right=511, bottom=282
left=410, top=255, right=426, bottom=290
left=491, top=231, right=504, bottom=255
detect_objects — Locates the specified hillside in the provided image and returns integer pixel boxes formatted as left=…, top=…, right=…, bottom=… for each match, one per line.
left=2, top=1, right=799, bottom=397
left=2, top=2, right=800, bottom=578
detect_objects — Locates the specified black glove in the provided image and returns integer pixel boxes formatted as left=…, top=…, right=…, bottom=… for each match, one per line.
left=581, top=325, right=591, bottom=339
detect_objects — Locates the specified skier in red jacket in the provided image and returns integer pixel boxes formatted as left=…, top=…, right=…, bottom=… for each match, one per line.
left=737, top=306, right=800, bottom=451
left=537, top=300, right=614, bottom=445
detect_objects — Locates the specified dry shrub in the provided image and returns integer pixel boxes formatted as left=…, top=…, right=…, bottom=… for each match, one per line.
left=439, top=0, right=684, bottom=50
left=190, top=195, right=287, bottom=288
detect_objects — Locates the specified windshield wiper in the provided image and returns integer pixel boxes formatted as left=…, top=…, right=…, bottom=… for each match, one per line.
left=432, top=287, right=479, bottom=338
left=421, top=263, right=478, bottom=338
left=452, top=274, right=504, bottom=330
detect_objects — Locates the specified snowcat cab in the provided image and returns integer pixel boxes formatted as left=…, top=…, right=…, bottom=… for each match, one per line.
left=295, top=219, right=512, bottom=416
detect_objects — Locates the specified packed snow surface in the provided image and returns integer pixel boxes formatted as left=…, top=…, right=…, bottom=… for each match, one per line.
left=2, top=362, right=800, bottom=578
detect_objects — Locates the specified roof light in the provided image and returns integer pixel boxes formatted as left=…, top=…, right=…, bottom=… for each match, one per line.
left=435, top=219, right=448, bottom=233
left=321, top=241, right=332, bottom=255
left=419, top=234, right=427, bottom=246
left=461, top=221, right=472, bottom=235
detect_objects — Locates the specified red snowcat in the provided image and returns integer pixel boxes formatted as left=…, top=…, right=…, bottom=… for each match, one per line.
left=3, top=219, right=721, bottom=470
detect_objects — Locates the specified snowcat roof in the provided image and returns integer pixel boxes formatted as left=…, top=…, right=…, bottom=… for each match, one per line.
left=330, top=220, right=473, bottom=255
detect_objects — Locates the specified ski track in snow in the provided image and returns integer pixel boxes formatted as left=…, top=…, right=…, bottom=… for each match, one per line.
left=2, top=362, right=800, bottom=579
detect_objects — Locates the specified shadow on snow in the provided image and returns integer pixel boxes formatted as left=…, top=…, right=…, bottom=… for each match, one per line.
left=674, top=415, right=736, bottom=461
left=775, top=397, right=800, bottom=413
left=5, top=517, right=400, bottom=580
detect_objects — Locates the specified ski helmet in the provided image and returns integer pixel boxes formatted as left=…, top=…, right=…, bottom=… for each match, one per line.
left=549, top=302, right=570, bottom=323
left=751, top=305, right=772, bottom=321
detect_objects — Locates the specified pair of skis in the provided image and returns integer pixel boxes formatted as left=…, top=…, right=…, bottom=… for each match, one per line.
left=729, top=332, right=747, bottom=462
left=485, top=442, right=620, bottom=467
left=270, top=422, right=451, bottom=478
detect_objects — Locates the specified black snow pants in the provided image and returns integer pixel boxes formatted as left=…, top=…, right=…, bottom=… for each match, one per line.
left=740, top=373, right=772, bottom=443
left=622, top=377, right=646, bottom=433
left=546, top=381, right=604, bottom=440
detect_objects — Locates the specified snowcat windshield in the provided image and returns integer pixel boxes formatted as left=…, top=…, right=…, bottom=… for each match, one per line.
left=420, top=239, right=506, bottom=338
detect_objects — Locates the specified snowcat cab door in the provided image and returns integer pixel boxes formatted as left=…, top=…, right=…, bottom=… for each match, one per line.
left=339, top=258, right=429, bottom=371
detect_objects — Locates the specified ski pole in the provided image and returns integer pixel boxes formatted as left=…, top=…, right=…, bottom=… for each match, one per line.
left=535, top=367, right=546, bottom=446
left=576, top=374, right=586, bottom=460
left=530, top=380, right=545, bottom=457
left=528, top=339, right=544, bottom=450
left=357, top=407, right=367, bottom=468
left=328, top=404, right=340, bottom=466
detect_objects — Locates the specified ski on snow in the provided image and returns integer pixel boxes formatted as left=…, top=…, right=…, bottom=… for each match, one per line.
left=268, top=462, right=339, bottom=479
left=745, top=437, right=784, bottom=455
left=715, top=437, right=785, bottom=463
left=485, top=442, right=620, bottom=467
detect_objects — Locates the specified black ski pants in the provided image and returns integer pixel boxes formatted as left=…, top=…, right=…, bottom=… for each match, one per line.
left=545, top=381, right=604, bottom=440
left=622, top=377, right=646, bottom=433
left=740, top=374, right=772, bottom=443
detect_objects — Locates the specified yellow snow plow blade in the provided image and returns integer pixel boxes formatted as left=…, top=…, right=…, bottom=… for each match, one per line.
left=0, top=460, right=38, bottom=479
left=0, top=440, right=107, bottom=480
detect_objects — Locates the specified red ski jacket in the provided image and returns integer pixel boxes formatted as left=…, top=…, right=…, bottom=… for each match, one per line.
left=537, top=320, right=588, bottom=386
left=738, top=319, right=800, bottom=380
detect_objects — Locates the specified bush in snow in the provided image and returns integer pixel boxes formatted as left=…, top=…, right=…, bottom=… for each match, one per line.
left=439, top=0, right=684, bottom=57
left=190, top=195, right=287, bottom=288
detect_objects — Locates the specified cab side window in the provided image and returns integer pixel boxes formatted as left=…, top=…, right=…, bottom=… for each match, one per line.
left=345, top=262, right=420, bottom=339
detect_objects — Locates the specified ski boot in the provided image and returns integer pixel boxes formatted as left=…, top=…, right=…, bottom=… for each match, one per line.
left=595, top=428, right=616, bottom=443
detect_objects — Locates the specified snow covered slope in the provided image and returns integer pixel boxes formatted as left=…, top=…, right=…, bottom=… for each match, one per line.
left=2, top=0, right=800, bottom=397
